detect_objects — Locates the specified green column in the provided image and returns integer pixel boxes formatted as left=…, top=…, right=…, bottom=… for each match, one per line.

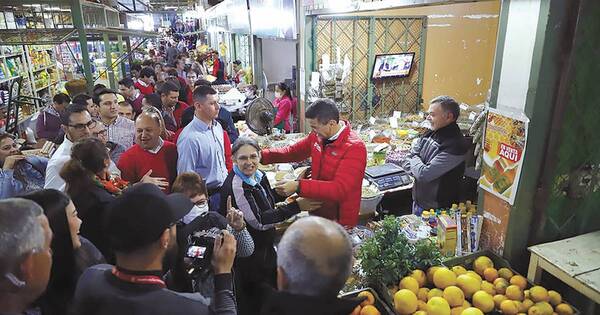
left=118, top=35, right=126, bottom=79
left=71, top=0, right=93, bottom=90
left=103, top=33, right=115, bottom=89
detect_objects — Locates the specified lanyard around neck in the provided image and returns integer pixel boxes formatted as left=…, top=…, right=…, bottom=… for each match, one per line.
left=111, top=267, right=166, bottom=288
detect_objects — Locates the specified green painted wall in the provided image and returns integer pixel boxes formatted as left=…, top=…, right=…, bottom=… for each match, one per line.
left=530, top=0, right=600, bottom=245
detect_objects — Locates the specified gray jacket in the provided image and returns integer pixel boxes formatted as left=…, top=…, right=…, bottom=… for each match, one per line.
left=403, top=123, right=468, bottom=209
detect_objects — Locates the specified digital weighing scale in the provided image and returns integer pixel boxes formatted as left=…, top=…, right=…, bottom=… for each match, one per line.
left=365, top=163, right=413, bottom=191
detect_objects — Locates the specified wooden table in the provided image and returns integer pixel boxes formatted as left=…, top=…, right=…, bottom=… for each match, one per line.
left=528, top=230, right=600, bottom=308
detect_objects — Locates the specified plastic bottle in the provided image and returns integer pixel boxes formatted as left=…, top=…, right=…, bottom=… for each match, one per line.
left=421, top=210, right=429, bottom=224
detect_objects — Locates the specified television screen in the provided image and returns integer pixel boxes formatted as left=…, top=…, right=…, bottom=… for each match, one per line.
left=371, top=53, right=415, bottom=80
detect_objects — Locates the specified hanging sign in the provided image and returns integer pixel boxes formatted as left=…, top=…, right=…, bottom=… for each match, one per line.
left=479, top=108, right=529, bottom=205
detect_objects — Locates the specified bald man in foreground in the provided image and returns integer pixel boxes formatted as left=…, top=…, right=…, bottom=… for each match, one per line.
left=260, top=217, right=363, bottom=315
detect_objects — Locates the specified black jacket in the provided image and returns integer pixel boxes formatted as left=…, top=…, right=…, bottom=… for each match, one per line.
left=220, top=171, right=300, bottom=315
left=72, top=264, right=236, bottom=315
left=71, top=185, right=115, bottom=262
left=403, top=123, right=468, bottom=209
left=260, top=289, right=363, bottom=315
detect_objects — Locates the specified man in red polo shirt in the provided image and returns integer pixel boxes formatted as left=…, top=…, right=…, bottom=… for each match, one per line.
left=117, top=110, right=178, bottom=193
left=159, top=81, right=189, bottom=130
left=261, top=99, right=367, bottom=227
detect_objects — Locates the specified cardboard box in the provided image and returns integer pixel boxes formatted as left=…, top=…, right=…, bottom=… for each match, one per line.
left=437, top=215, right=457, bottom=256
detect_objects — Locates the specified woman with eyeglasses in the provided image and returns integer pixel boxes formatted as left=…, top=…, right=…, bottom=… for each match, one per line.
left=0, top=132, right=48, bottom=199
left=21, top=189, right=104, bottom=315
left=219, top=136, right=322, bottom=315
left=59, top=137, right=126, bottom=261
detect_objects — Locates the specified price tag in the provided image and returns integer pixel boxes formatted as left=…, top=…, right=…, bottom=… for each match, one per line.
left=389, top=117, right=398, bottom=128
left=469, top=112, right=477, bottom=120
left=356, top=124, right=363, bottom=132
left=460, top=104, right=469, bottom=111
left=369, top=116, right=376, bottom=125
left=393, top=111, right=402, bottom=119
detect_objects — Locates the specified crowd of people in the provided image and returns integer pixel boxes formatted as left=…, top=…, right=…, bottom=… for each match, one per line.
left=0, top=41, right=370, bottom=314
left=0, top=34, right=473, bottom=315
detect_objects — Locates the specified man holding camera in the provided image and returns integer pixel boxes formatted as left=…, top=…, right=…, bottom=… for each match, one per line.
left=72, top=184, right=237, bottom=315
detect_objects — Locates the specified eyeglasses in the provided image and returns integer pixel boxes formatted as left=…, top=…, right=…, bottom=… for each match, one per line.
left=194, top=200, right=208, bottom=207
left=0, top=142, right=19, bottom=151
left=236, top=154, right=260, bottom=162
left=93, top=129, right=107, bottom=137
left=68, top=120, right=94, bottom=130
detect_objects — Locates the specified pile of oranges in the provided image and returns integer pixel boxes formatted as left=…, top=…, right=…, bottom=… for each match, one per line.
left=350, top=291, right=383, bottom=315
left=388, top=256, right=575, bottom=315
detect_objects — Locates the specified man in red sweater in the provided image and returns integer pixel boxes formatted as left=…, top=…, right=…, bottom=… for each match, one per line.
left=160, top=81, right=189, bottom=129
left=134, top=67, right=155, bottom=96
left=117, top=110, right=178, bottom=193
left=261, top=99, right=367, bottom=227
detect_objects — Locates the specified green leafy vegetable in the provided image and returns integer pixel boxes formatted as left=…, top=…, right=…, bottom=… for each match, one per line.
left=357, top=216, right=443, bottom=286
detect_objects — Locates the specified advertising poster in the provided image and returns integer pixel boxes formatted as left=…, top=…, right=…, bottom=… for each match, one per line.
left=479, top=108, right=529, bottom=205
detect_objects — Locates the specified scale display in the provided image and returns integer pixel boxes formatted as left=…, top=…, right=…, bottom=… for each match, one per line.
left=365, top=163, right=413, bottom=190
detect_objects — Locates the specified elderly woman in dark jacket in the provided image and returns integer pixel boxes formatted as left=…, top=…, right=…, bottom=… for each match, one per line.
left=219, top=136, right=321, bottom=315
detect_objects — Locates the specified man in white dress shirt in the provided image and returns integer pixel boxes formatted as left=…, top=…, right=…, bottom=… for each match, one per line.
left=44, top=105, right=120, bottom=191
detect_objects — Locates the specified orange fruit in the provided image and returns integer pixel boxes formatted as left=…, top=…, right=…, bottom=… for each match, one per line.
left=493, top=294, right=507, bottom=309
left=393, top=289, right=418, bottom=315
left=399, top=276, right=420, bottom=294
left=498, top=267, right=514, bottom=280
left=411, top=269, right=428, bottom=287
left=417, top=287, right=430, bottom=302
left=548, top=290, right=562, bottom=306
left=472, top=290, right=494, bottom=313
left=443, top=286, right=465, bottom=307
left=427, top=266, right=442, bottom=284
left=506, top=284, right=524, bottom=301
left=530, top=286, right=549, bottom=303
left=473, top=256, right=494, bottom=275
left=500, top=299, right=520, bottom=315
left=483, top=267, right=499, bottom=282
left=494, top=278, right=509, bottom=294
left=350, top=305, right=361, bottom=315
left=357, top=291, right=375, bottom=307
left=555, top=303, right=574, bottom=315
left=456, top=274, right=480, bottom=298
left=510, top=275, right=528, bottom=290
left=433, top=267, right=457, bottom=289
left=461, top=307, right=484, bottom=315
left=359, top=305, right=380, bottom=315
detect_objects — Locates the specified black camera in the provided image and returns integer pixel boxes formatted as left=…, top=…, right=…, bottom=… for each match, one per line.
left=184, top=227, right=222, bottom=278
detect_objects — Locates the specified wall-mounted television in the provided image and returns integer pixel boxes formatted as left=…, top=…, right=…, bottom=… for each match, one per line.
left=371, top=52, right=415, bottom=80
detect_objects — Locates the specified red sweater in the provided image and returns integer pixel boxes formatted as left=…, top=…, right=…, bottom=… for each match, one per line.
left=117, top=141, right=178, bottom=193
left=261, top=122, right=367, bottom=227
left=134, top=81, right=154, bottom=95
left=174, top=101, right=189, bottom=129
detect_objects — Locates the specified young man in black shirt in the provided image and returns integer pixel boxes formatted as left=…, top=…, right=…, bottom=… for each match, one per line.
left=72, top=183, right=237, bottom=315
